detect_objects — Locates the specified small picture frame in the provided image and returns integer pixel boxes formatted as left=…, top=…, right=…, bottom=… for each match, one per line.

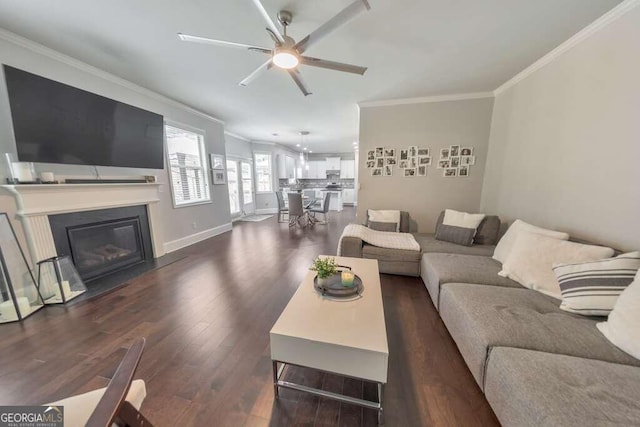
left=460, top=147, right=473, bottom=156
left=409, top=158, right=417, bottom=168
left=438, top=160, right=450, bottom=169
left=384, top=148, right=396, bottom=157
left=399, top=149, right=409, bottom=161
left=419, top=156, right=431, bottom=165
left=384, top=165, right=393, bottom=176
left=404, top=168, right=416, bottom=177
left=459, top=166, right=469, bottom=177
left=212, top=170, right=226, bottom=184
left=440, top=148, right=450, bottom=160
left=443, top=168, right=458, bottom=177
left=375, top=147, right=384, bottom=158
left=372, top=168, right=383, bottom=176
left=210, top=154, right=225, bottom=170
left=376, top=158, right=385, bottom=168
left=367, top=150, right=375, bottom=161
left=409, top=146, right=418, bottom=158
left=450, top=157, right=460, bottom=168
left=366, top=160, right=375, bottom=168
left=386, top=157, right=397, bottom=166
left=460, top=156, right=472, bottom=166
left=399, top=160, right=409, bottom=169
left=418, top=148, right=430, bottom=156
left=417, top=165, right=427, bottom=176
left=467, top=155, right=476, bottom=165
left=450, top=145, right=460, bottom=157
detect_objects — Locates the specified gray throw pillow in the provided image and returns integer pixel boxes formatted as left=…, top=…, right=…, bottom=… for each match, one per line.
left=435, top=224, right=475, bottom=246
left=368, top=221, right=397, bottom=232
left=474, top=216, right=501, bottom=245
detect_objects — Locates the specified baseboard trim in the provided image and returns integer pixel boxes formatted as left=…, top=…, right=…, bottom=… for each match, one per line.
left=163, top=223, right=232, bottom=253
left=255, top=208, right=278, bottom=214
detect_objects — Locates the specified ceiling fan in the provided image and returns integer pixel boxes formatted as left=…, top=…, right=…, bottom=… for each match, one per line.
left=178, top=0, right=371, bottom=96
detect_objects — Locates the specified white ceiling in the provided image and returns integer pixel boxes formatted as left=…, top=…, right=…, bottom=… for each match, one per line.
left=0, top=0, right=620, bottom=153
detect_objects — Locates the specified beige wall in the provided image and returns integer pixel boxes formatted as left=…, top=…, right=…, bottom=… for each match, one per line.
left=481, top=5, right=640, bottom=251
left=358, top=98, right=494, bottom=232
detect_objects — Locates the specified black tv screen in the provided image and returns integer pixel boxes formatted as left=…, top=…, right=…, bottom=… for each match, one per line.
left=4, top=65, right=165, bottom=169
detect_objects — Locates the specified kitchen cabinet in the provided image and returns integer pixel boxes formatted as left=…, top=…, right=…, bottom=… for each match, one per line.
left=325, top=157, right=341, bottom=171
left=342, top=188, right=355, bottom=205
left=285, top=156, right=296, bottom=180
left=315, top=161, right=327, bottom=178
left=278, top=155, right=297, bottom=179
left=303, top=160, right=327, bottom=179
left=340, top=160, right=355, bottom=179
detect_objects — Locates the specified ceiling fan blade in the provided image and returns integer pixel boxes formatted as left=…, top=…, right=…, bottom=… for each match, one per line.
left=288, top=69, right=312, bottom=96
left=299, top=56, right=367, bottom=75
left=178, top=33, right=272, bottom=54
left=249, top=0, right=285, bottom=44
left=239, top=59, right=273, bottom=87
left=295, top=0, right=370, bottom=54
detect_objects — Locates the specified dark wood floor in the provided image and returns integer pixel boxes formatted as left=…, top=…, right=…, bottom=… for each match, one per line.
left=0, top=207, right=498, bottom=426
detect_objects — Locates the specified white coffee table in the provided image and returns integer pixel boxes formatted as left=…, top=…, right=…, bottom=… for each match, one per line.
left=270, top=256, right=388, bottom=424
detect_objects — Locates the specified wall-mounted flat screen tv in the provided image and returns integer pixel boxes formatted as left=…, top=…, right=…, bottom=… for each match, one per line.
left=3, top=65, right=165, bottom=169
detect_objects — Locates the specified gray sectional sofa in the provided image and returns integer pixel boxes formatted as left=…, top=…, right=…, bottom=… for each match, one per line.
left=341, top=211, right=640, bottom=423
left=419, top=225, right=640, bottom=426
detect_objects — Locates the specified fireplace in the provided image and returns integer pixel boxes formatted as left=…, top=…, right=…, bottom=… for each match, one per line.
left=49, top=206, right=153, bottom=282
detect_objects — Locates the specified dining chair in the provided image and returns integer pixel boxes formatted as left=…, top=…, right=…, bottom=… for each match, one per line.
left=287, top=193, right=307, bottom=228
left=310, top=192, right=331, bottom=224
left=276, top=191, right=288, bottom=223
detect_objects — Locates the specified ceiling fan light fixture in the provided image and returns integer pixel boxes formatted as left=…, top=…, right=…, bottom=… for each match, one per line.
left=273, top=47, right=299, bottom=69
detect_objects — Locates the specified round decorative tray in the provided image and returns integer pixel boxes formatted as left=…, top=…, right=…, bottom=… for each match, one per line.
left=314, top=273, right=363, bottom=298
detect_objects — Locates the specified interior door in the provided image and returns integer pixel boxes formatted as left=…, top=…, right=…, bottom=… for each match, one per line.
left=240, top=161, right=255, bottom=215
left=227, top=160, right=241, bottom=218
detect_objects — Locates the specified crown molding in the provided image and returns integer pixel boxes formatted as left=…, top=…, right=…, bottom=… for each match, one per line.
left=494, top=0, right=640, bottom=96
left=224, top=130, right=251, bottom=142
left=0, top=27, right=225, bottom=125
left=358, top=92, right=494, bottom=108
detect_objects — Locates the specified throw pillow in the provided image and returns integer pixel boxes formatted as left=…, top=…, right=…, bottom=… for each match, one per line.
left=442, top=209, right=486, bottom=230
left=597, top=270, right=640, bottom=360
left=368, top=221, right=397, bottom=232
left=500, top=231, right=614, bottom=299
left=554, top=252, right=640, bottom=316
left=493, top=219, right=570, bottom=264
left=367, top=210, right=400, bottom=232
left=435, top=209, right=485, bottom=246
left=435, top=225, right=476, bottom=246
left=474, top=216, right=501, bottom=245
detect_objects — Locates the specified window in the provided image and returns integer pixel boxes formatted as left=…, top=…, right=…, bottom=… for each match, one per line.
left=165, top=124, right=210, bottom=207
left=241, top=161, right=253, bottom=204
left=254, top=153, right=273, bottom=193
left=227, top=160, right=240, bottom=214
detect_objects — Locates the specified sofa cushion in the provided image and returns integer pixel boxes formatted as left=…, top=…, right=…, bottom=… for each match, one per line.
left=474, top=216, right=501, bottom=245
left=500, top=231, right=614, bottom=299
left=438, top=283, right=640, bottom=388
left=367, top=221, right=397, bottom=232
left=362, top=244, right=421, bottom=262
left=435, top=224, right=476, bottom=246
left=493, top=219, right=570, bottom=264
left=484, top=348, right=640, bottom=427
left=413, top=234, right=495, bottom=257
left=420, top=253, right=521, bottom=309
left=554, top=252, right=640, bottom=316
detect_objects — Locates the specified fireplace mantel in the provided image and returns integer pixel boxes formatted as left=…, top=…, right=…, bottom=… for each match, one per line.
left=1, top=183, right=165, bottom=263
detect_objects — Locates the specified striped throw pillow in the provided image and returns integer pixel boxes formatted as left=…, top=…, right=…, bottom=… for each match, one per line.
left=553, top=252, right=640, bottom=316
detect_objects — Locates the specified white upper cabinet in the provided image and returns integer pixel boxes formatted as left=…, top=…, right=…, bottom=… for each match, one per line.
left=325, top=157, right=341, bottom=170
left=340, top=160, right=355, bottom=179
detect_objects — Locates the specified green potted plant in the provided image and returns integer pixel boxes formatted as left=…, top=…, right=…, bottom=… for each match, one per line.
left=310, top=257, right=338, bottom=286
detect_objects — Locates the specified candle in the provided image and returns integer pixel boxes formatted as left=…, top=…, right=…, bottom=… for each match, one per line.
left=54, top=281, right=72, bottom=300
left=41, top=172, right=55, bottom=182
left=341, top=271, right=355, bottom=287
left=0, top=297, right=31, bottom=321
